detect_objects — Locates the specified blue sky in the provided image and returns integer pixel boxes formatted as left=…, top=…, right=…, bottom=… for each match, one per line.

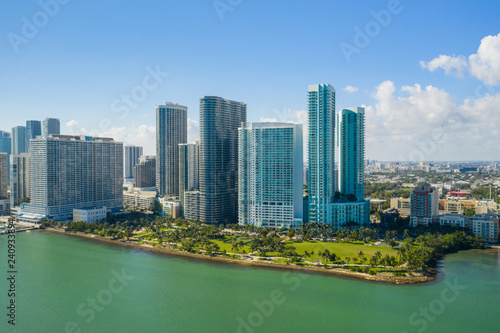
left=1, top=0, right=500, bottom=160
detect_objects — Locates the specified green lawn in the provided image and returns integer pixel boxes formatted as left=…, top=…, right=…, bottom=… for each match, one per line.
left=211, top=236, right=252, bottom=254
left=287, top=240, right=397, bottom=262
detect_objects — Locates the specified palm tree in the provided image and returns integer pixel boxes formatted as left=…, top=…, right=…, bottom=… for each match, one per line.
left=403, top=229, right=410, bottom=238
left=357, top=251, right=364, bottom=259
left=124, top=228, right=133, bottom=241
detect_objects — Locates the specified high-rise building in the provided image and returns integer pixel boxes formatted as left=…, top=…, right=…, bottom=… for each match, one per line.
left=410, top=184, right=438, bottom=226
left=42, top=118, right=60, bottom=137
left=134, top=156, right=156, bottom=189
left=124, top=146, right=143, bottom=180
left=22, top=135, right=123, bottom=221
left=179, top=140, right=199, bottom=211
left=238, top=122, right=303, bottom=229
left=185, top=96, right=246, bottom=224
left=10, top=153, right=30, bottom=207
left=337, top=107, right=365, bottom=201
left=307, top=84, right=336, bottom=224
left=0, top=153, right=8, bottom=199
left=26, top=120, right=42, bottom=152
left=12, top=126, right=27, bottom=155
left=156, top=102, right=187, bottom=196
left=0, top=131, right=11, bottom=180
left=306, top=85, right=369, bottom=228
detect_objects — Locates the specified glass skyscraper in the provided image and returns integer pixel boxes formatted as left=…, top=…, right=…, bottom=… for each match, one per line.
left=185, top=96, right=246, bottom=224
left=238, top=122, right=303, bottom=229
left=12, top=126, right=27, bottom=155
left=307, top=85, right=369, bottom=227
left=0, top=131, right=11, bottom=180
left=124, top=145, right=143, bottom=180
left=26, top=120, right=42, bottom=152
left=156, top=102, right=187, bottom=197
left=179, top=140, right=199, bottom=213
left=42, top=118, right=60, bottom=137
left=10, top=153, right=30, bottom=207
left=307, top=84, right=336, bottom=224
left=337, top=107, right=365, bottom=201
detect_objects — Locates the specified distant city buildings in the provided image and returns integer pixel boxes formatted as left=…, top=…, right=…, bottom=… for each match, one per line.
left=42, top=118, right=60, bottom=137
left=124, top=145, right=143, bottom=180
left=156, top=102, right=187, bottom=197
left=238, top=122, right=303, bottom=229
left=25, top=120, right=41, bottom=153
left=134, top=155, right=156, bottom=188
left=184, top=96, right=246, bottom=224
left=0, top=132, right=11, bottom=180
left=410, top=184, right=439, bottom=226
left=10, top=153, right=30, bottom=207
left=439, top=197, right=498, bottom=215
left=11, top=126, right=27, bottom=155
left=21, top=135, right=123, bottom=221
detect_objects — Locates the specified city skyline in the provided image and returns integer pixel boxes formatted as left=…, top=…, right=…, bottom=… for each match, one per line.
left=1, top=1, right=500, bottom=161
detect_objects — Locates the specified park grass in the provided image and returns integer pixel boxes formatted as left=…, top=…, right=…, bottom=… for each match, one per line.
left=288, top=240, right=397, bottom=262
left=211, top=236, right=252, bottom=254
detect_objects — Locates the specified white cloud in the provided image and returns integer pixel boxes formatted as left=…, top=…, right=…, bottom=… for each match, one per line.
left=469, top=33, right=500, bottom=85
left=99, top=125, right=156, bottom=155
left=66, top=119, right=79, bottom=128
left=420, top=33, right=500, bottom=85
left=187, top=118, right=199, bottom=143
left=64, top=118, right=200, bottom=156
left=419, top=55, right=468, bottom=77
left=365, top=80, right=500, bottom=160
left=342, top=85, right=359, bottom=93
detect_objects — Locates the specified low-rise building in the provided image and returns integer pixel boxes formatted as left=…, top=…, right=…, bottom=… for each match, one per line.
left=158, top=197, right=181, bottom=218
left=16, top=212, right=44, bottom=225
left=434, top=213, right=499, bottom=243
left=0, top=198, right=10, bottom=216
left=438, top=214, right=471, bottom=229
left=439, top=197, right=498, bottom=215
left=73, top=207, right=107, bottom=223
left=390, top=198, right=411, bottom=216
left=123, top=191, right=156, bottom=212
left=472, top=214, right=499, bottom=243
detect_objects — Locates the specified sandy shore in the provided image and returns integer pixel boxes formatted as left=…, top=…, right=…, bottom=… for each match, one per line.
left=41, top=228, right=435, bottom=285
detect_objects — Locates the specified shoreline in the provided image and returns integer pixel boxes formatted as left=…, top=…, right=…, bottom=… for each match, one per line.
left=41, top=228, right=435, bottom=285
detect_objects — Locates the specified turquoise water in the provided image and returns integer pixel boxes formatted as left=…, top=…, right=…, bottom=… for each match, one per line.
left=0, top=231, right=499, bottom=333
